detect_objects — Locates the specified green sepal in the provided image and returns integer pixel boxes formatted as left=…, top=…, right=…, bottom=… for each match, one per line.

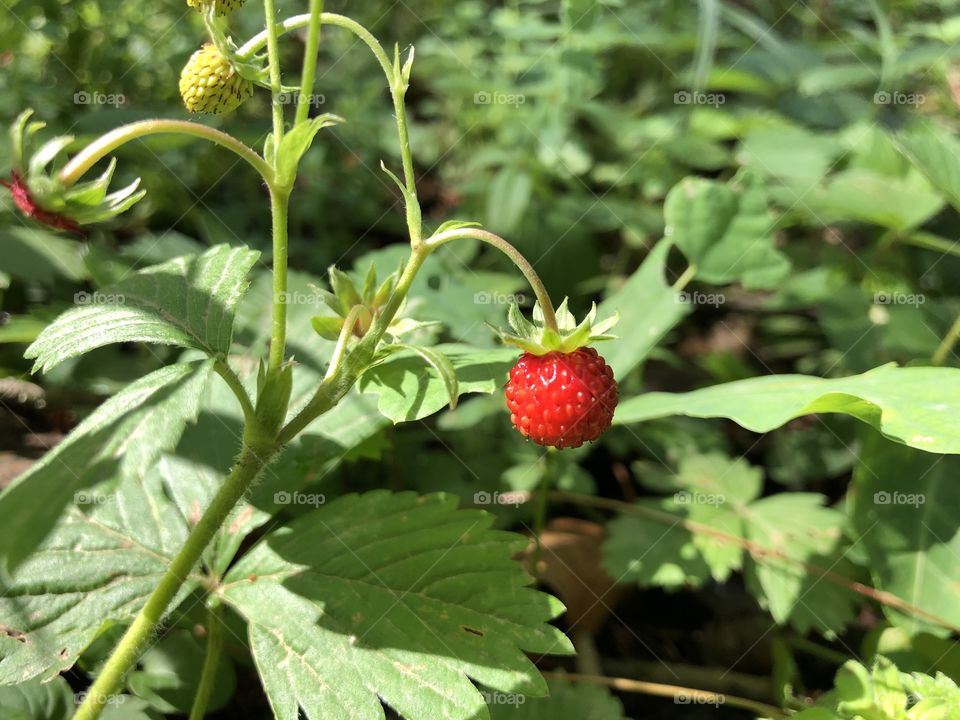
left=274, top=113, right=343, bottom=188
left=328, top=266, right=362, bottom=314
left=493, top=298, right=619, bottom=355
left=311, top=316, right=344, bottom=341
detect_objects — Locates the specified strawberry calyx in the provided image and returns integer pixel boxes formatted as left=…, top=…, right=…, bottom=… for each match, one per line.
left=491, top=298, right=618, bottom=355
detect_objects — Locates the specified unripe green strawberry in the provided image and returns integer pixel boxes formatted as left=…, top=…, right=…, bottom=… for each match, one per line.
left=186, top=0, right=245, bottom=16
left=179, top=44, right=253, bottom=114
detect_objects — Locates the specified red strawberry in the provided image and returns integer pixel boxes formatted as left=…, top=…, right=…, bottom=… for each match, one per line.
left=506, top=347, right=618, bottom=448
left=2, top=172, right=83, bottom=234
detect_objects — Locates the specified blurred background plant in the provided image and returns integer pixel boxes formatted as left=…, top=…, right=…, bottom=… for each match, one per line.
left=4, top=1, right=960, bottom=718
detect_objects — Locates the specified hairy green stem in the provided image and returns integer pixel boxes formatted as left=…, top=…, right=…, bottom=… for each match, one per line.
left=188, top=605, right=224, bottom=720
left=237, top=13, right=393, bottom=83
left=295, top=0, right=325, bottom=126
left=324, top=305, right=364, bottom=381
left=424, top=228, right=559, bottom=332
left=72, top=444, right=274, bottom=720
left=263, top=0, right=286, bottom=145
left=214, top=360, right=255, bottom=425
left=58, top=120, right=274, bottom=187
left=268, top=187, right=291, bottom=371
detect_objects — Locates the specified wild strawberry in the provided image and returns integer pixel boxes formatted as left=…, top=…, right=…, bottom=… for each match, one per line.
left=187, top=0, right=245, bottom=15
left=494, top=299, right=619, bottom=449
left=506, top=347, right=617, bottom=449
left=179, top=44, right=253, bottom=114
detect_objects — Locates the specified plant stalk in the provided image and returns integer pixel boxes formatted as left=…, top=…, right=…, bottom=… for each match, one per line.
left=268, top=186, right=291, bottom=371
left=188, top=605, right=225, bottom=720
left=72, top=444, right=274, bottom=720
left=294, top=0, right=325, bottom=126
left=425, top=227, right=559, bottom=332
left=932, top=313, right=960, bottom=366
left=263, top=0, right=286, bottom=145
left=58, top=120, right=274, bottom=187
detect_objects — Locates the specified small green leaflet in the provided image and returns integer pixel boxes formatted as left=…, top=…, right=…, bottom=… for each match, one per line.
left=0, top=466, right=202, bottom=684
left=665, top=173, right=790, bottom=289
left=615, top=364, right=960, bottom=454
left=0, top=360, right=213, bottom=568
left=850, top=434, right=960, bottom=637
left=219, top=491, right=573, bottom=720
left=358, top=344, right=517, bottom=423
left=26, top=244, right=260, bottom=372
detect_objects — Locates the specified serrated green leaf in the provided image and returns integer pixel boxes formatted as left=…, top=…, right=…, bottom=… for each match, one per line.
left=0, top=460, right=204, bottom=683
left=487, top=678, right=628, bottom=719
left=0, top=360, right=213, bottom=568
left=218, top=491, right=573, bottom=720
left=850, top=435, right=960, bottom=637
left=665, top=174, right=789, bottom=289
left=598, top=239, right=690, bottom=379
left=615, top=364, right=960, bottom=454
left=896, top=121, right=960, bottom=212
left=26, top=245, right=260, bottom=372
left=358, top=343, right=516, bottom=422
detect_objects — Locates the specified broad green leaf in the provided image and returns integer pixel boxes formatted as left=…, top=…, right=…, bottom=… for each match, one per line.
left=358, top=343, right=516, bottom=422
left=385, top=343, right=460, bottom=411
left=896, top=121, right=960, bottom=212
left=0, top=465, right=201, bottom=684
left=598, top=239, right=690, bottom=379
left=487, top=678, right=628, bottom=719
left=850, top=435, right=960, bottom=637
left=742, top=494, right=857, bottom=636
left=664, top=174, right=789, bottom=289
left=26, top=244, right=260, bottom=372
left=0, top=227, right=87, bottom=284
left=0, top=676, right=74, bottom=719
left=0, top=360, right=213, bottom=567
left=615, top=364, right=960, bottom=454
left=219, top=491, right=573, bottom=720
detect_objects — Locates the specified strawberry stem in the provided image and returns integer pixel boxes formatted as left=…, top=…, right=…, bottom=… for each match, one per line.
left=424, top=227, right=560, bottom=333
left=294, top=0, right=324, bottom=127
left=58, top=120, right=273, bottom=187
